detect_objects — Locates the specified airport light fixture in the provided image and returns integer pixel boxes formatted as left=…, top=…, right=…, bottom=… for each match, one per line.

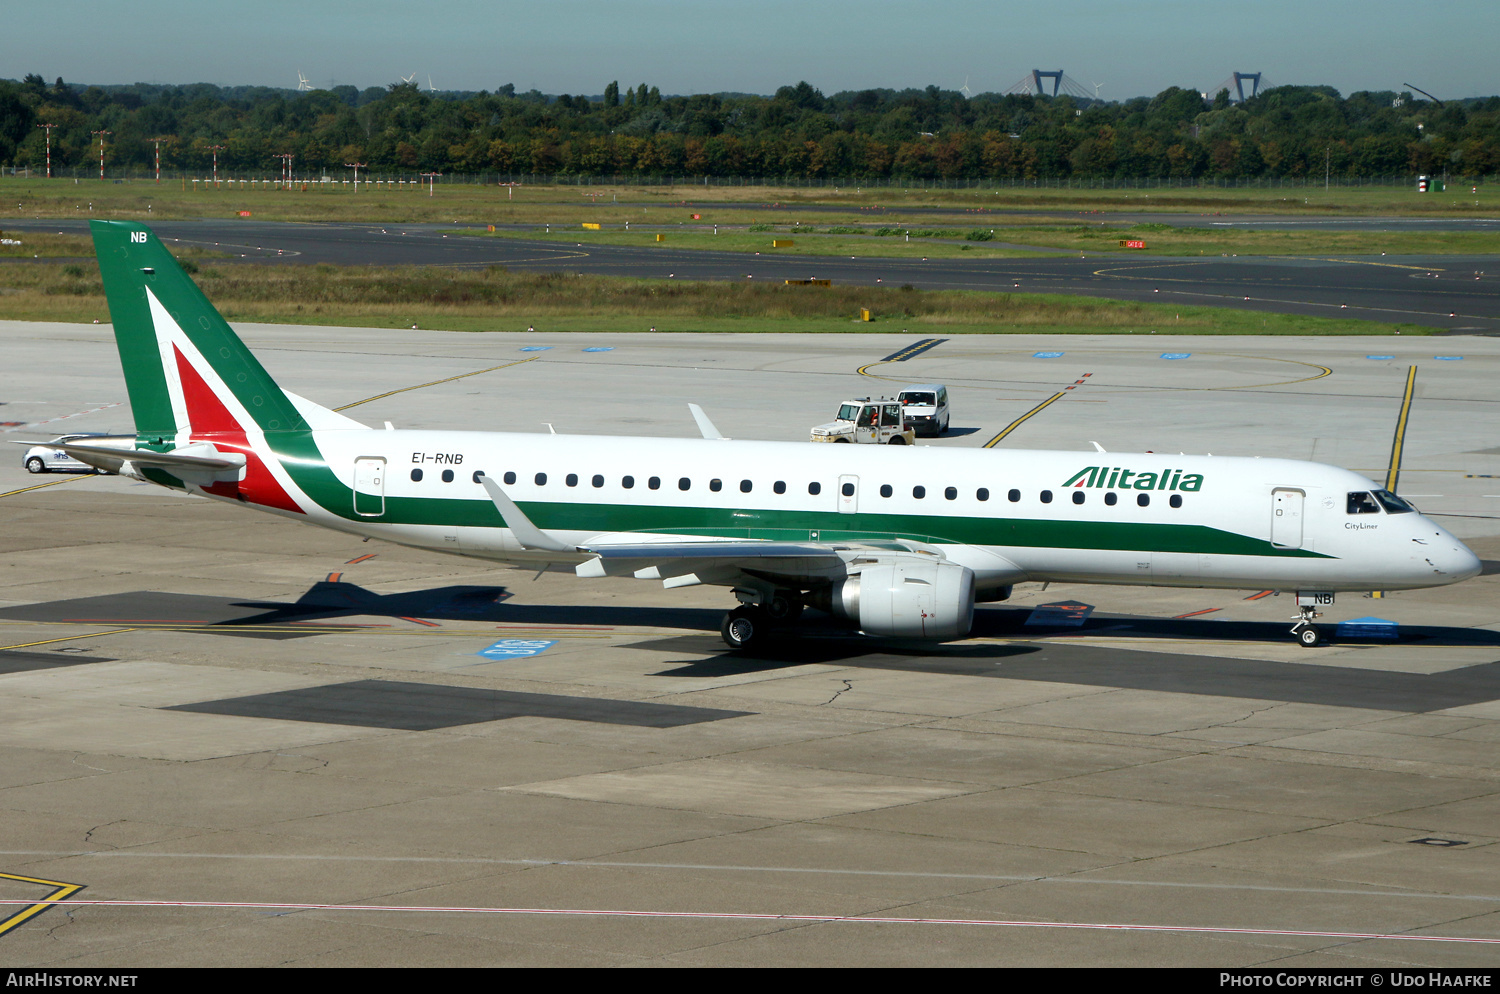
left=92, top=130, right=111, bottom=180
left=274, top=153, right=294, bottom=185
left=421, top=171, right=442, bottom=196
left=345, top=161, right=366, bottom=191
left=150, top=137, right=173, bottom=184
left=206, top=145, right=226, bottom=187
left=499, top=181, right=522, bottom=200
left=36, top=124, right=57, bottom=179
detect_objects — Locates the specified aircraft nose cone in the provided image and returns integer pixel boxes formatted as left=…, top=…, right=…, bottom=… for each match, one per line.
left=1450, top=542, right=1483, bottom=582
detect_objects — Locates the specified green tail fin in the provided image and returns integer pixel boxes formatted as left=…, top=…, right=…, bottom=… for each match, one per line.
left=90, top=220, right=306, bottom=438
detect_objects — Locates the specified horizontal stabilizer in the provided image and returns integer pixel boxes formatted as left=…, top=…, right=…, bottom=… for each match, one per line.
left=11, top=439, right=245, bottom=470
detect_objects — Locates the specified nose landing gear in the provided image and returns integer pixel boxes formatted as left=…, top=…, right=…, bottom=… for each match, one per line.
left=1291, top=602, right=1323, bottom=647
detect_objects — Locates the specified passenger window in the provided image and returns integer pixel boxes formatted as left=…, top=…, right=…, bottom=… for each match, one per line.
left=503, top=471, right=516, bottom=485
left=1104, top=492, right=1117, bottom=506
left=1137, top=493, right=1150, bottom=507
left=841, top=482, right=855, bottom=497
left=648, top=476, right=661, bottom=490
left=1040, top=490, right=1053, bottom=504
left=411, top=468, right=423, bottom=482
left=442, top=469, right=454, bottom=483
left=1072, top=490, right=1084, bottom=505
left=710, top=479, right=723, bottom=492
left=566, top=473, right=578, bottom=487
left=740, top=480, right=752, bottom=493
left=774, top=481, right=786, bottom=494
left=534, top=472, right=547, bottom=486
left=880, top=484, right=893, bottom=498
left=1170, top=494, right=1182, bottom=509
left=1347, top=491, right=1381, bottom=514
left=944, top=487, right=957, bottom=500
left=808, top=482, right=821, bottom=495
left=1008, top=489, right=1020, bottom=502
left=622, top=476, right=635, bottom=489
left=591, top=474, right=604, bottom=488
left=679, top=477, right=691, bottom=491
left=977, top=488, right=989, bottom=501
left=913, top=485, right=926, bottom=499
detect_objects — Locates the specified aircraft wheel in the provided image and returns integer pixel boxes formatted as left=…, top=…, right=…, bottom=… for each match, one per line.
left=25, top=458, right=46, bottom=474
left=722, top=606, right=770, bottom=650
left=1298, top=626, right=1321, bottom=648
left=765, top=594, right=803, bottom=624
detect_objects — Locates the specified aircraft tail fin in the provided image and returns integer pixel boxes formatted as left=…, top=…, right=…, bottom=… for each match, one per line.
left=89, top=221, right=362, bottom=441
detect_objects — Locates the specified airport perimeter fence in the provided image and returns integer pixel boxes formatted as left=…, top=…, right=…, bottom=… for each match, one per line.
left=4, top=168, right=1495, bottom=190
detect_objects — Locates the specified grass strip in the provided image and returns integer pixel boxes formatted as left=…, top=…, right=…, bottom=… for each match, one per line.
left=0, top=259, right=1430, bottom=336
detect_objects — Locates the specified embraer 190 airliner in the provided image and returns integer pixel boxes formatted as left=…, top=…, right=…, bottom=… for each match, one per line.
left=40, top=221, right=1482, bottom=650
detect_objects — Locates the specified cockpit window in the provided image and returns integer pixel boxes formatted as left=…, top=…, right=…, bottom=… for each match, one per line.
left=1347, top=491, right=1382, bottom=514
left=1372, top=489, right=1415, bottom=514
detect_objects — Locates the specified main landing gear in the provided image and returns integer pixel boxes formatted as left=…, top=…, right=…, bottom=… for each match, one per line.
left=720, top=590, right=803, bottom=650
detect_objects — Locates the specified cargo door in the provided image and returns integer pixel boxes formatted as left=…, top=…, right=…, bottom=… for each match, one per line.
left=354, top=457, right=386, bottom=517
left=1271, top=488, right=1304, bottom=549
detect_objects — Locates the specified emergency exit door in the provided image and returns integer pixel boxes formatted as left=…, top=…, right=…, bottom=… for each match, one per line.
left=1271, top=488, right=1304, bottom=549
left=354, top=457, right=386, bottom=516
left=837, top=475, right=859, bottom=514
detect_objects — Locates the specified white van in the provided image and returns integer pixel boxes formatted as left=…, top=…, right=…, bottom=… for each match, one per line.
left=898, top=384, right=950, bottom=437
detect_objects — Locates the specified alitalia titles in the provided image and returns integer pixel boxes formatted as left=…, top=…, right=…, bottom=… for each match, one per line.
left=1063, top=467, right=1205, bottom=492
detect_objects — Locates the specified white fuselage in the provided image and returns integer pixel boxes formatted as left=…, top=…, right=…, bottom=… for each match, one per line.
left=250, top=429, right=1482, bottom=595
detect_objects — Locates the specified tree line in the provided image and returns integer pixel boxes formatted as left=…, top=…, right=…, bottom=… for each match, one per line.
left=1, top=74, right=1495, bottom=181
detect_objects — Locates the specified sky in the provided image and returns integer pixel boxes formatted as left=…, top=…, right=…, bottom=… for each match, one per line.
left=4, top=0, right=1496, bottom=101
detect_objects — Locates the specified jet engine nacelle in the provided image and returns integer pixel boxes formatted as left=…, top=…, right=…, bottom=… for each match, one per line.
left=818, top=560, right=976, bottom=640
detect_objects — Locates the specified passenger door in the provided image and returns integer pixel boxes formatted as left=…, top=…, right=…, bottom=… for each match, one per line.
left=1271, top=488, right=1304, bottom=549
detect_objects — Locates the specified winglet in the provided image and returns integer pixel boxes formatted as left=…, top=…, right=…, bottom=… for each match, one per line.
left=688, top=404, right=728, bottom=440
left=476, top=474, right=574, bottom=553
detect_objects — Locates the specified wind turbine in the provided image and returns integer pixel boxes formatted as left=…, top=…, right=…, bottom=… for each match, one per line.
left=297, top=71, right=312, bottom=92
left=428, top=75, right=439, bottom=93
left=960, top=75, right=973, bottom=98
left=401, top=73, right=417, bottom=85
left=1091, top=80, right=1104, bottom=101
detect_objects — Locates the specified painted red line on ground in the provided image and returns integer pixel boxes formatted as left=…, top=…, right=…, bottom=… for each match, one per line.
left=9, top=898, right=1498, bottom=944
left=326, top=572, right=343, bottom=583
left=399, top=617, right=441, bottom=627
left=344, top=554, right=378, bottom=565
left=282, top=622, right=392, bottom=628
left=1244, top=590, right=1274, bottom=601
left=1173, top=607, right=1223, bottom=619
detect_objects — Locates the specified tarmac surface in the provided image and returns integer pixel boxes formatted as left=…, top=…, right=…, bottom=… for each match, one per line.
left=3, top=322, right=1500, bottom=965
left=8, top=217, right=1500, bottom=333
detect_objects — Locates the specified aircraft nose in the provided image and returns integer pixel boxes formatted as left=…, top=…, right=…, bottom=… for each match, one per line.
left=1449, top=542, right=1483, bottom=582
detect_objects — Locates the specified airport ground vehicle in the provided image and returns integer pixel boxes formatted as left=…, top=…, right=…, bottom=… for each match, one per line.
left=809, top=399, right=915, bottom=445
left=37, top=221, right=1484, bottom=652
left=898, top=385, right=950, bottom=437
left=22, top=434, right=114, bottom=474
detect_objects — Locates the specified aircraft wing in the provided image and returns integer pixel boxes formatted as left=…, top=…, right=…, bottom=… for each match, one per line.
left=575, top=540, right=848, bottom=587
